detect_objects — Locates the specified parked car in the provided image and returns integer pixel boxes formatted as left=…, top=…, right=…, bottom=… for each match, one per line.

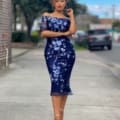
left=86, top=29, right=112, bottom=50
left=72, top=30, right=87, bottom=45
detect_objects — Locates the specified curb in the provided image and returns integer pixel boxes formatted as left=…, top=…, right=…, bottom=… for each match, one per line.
left=79, top=58, right=120, bottom=69
left=12, top=48, right=34, bottom=59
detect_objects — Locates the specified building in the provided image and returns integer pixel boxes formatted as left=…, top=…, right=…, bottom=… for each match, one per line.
left=76, top=14, right=100, bottom=30
left=100, top=18, right=120, bottom=25
left=0, top=0, right=12, bottom=69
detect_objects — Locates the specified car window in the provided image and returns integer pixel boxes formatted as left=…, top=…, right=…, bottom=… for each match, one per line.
left=88, top=29, right=108, bottom=35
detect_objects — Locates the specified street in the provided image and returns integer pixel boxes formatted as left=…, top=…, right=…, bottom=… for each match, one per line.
left=89, top=41, right=120, bottom=65
left=0, top=44, right=120, bottom=120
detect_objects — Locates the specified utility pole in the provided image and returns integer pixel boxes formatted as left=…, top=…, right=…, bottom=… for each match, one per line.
left=112, top=4, right=115, bottom=41
left=112, top=4, right=115, bottom=23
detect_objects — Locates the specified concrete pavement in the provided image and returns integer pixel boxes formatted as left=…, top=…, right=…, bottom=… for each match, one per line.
left=12, top=48, right=32, bottom=58
left=0, top=48, right=120, bottom=120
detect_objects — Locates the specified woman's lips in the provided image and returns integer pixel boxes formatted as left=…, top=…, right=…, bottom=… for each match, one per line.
left=57, top=6, right=62, bottom=8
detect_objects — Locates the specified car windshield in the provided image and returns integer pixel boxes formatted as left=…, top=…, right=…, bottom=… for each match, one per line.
left=88, top=29, right=108, bottom=35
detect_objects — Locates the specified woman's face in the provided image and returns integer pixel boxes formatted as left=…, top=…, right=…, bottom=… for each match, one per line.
left=52, top=0, right=67, bottom=11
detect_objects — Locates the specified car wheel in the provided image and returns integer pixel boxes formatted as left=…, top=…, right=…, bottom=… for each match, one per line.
left=101, top=46, right=104, bottom=50
left=107, top=45, right=112, bottom=50
left=88, top=46, right=93, bottom=51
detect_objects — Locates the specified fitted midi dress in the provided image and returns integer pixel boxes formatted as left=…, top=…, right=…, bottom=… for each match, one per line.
left=40, top=15, right=76, bottom=96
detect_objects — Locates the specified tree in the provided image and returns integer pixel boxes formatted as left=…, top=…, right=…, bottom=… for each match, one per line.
left=12, top=0, right=17, bottom=31
left=112, top=20, right=120, bottom=31
left=12, top=0, right=87, bottom=41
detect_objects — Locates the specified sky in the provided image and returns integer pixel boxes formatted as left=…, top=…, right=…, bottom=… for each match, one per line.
left=78, top=0, right=120, bottom=19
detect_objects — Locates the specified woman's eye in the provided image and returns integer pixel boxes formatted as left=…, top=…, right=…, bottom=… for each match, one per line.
left=55, top=0, right=65, bottom=2
left=55, top=0, right=59, bottom=2
left=60, top=0, right=65, bottom=2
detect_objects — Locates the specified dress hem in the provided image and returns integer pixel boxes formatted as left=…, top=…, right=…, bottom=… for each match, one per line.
left=50, top=92, right=73, bottom=96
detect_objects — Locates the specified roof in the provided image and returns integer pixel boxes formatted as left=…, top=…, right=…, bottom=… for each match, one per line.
left=100, top=18, right=120, bottom=24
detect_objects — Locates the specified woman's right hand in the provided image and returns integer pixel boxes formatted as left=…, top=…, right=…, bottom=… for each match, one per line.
left=63, top=31, right=71, bottom=36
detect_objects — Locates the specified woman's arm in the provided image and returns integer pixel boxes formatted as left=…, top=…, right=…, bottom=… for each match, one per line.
left=40, top=30, right=70, bottom=38
left=66, top=9, right=77, bottom=35
left=40, top=12, right=71, bottom=38
left=69, top=14, right=77, bottom=34
left=40, top=14, right=77, bottom=39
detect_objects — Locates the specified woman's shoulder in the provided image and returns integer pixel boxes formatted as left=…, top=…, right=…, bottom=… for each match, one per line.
left=42, top=12, right=51, bottom=17
left=42, top=12, right=70, bottom=20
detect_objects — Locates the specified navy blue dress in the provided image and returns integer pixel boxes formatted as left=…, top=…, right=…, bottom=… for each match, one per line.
left=40, top=15, right=76, bottom=96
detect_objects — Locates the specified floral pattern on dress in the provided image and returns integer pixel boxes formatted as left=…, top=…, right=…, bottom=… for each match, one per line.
left=40, top=15, right=76, bottom=96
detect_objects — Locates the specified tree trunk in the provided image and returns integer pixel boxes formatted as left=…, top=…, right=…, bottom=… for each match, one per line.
left=26, top=18, right=33, bottom=42
left=23, top=12, right=33, bottom=42
left=13, top=4, right=17, bottom=32
left=21, top=13, right=25, bottom=31
left=27, top=23, right=32, bottom=42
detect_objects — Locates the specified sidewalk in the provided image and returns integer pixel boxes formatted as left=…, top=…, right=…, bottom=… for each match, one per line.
left=0, top=47, right=32, bottom=76
left=12, top=48, right=32, bottom=59
left=0, top=49, right=120, bottom=120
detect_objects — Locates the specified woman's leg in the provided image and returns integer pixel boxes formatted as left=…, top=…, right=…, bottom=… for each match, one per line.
left=60, top=96, right=68, bottom=120
left=51, top=96, right=62, bottom=120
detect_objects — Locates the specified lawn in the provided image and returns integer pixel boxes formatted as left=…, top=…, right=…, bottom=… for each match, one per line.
left=73, top=43, right=87, bottom=50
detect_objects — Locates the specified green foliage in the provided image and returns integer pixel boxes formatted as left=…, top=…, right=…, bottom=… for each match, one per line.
left=30, top=31, right=42, bottom=43
left=30, top=35, right=42, bottom=43
left=12, top=31, right=41, bottom=43
left=12, top=31, right=27, bottom=42
left=31, top=31, right=39, bottom=36
left=12, top=0, right=88, bottom=41
left=112, top=21, right=120, bottom=31
left=74, top=43, right=87, bottom=50
left=75, top=39, right=88, bottom=48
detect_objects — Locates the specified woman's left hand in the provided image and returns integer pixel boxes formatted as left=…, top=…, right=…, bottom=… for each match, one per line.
left=66, top=8, right=74, bottom=17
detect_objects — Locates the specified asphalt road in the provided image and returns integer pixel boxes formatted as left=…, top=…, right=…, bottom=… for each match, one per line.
left=94, top=43, right=120, bottom=65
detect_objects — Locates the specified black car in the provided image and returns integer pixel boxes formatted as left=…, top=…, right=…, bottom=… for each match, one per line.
left=87, top=29, right=112, bottom=50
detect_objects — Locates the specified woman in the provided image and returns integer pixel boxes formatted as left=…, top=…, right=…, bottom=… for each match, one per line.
left=40, top=0, right=76, bottom=120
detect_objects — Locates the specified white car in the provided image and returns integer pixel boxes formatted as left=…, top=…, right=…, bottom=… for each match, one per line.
left=72, top=30, right=87, bottom=44
left=87, top=29, right=112, bottom=50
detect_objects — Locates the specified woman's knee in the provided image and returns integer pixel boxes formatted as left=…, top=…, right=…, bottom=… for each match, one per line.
left=54, top=113, right=61, bottom=120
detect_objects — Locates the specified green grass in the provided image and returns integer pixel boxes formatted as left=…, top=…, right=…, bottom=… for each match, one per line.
left=73, top=43, right=87, bottom=50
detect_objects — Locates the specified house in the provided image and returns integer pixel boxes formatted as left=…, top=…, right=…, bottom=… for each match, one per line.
left=76, top=14, right=100, bottom=30
left=100, top=18, right=120, bottom=25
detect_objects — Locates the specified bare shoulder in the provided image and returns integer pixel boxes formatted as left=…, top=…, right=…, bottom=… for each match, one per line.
left=42, top=12, right=50, bottom=16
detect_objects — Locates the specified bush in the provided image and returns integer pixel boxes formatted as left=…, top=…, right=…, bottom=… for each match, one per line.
left=12, top=31, right=27, bottom=42
left=75, top=39, right=88, bottom=48
left=30, top=31, right=42, bottom=43
left=74, top=42, right=87, bottom=50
